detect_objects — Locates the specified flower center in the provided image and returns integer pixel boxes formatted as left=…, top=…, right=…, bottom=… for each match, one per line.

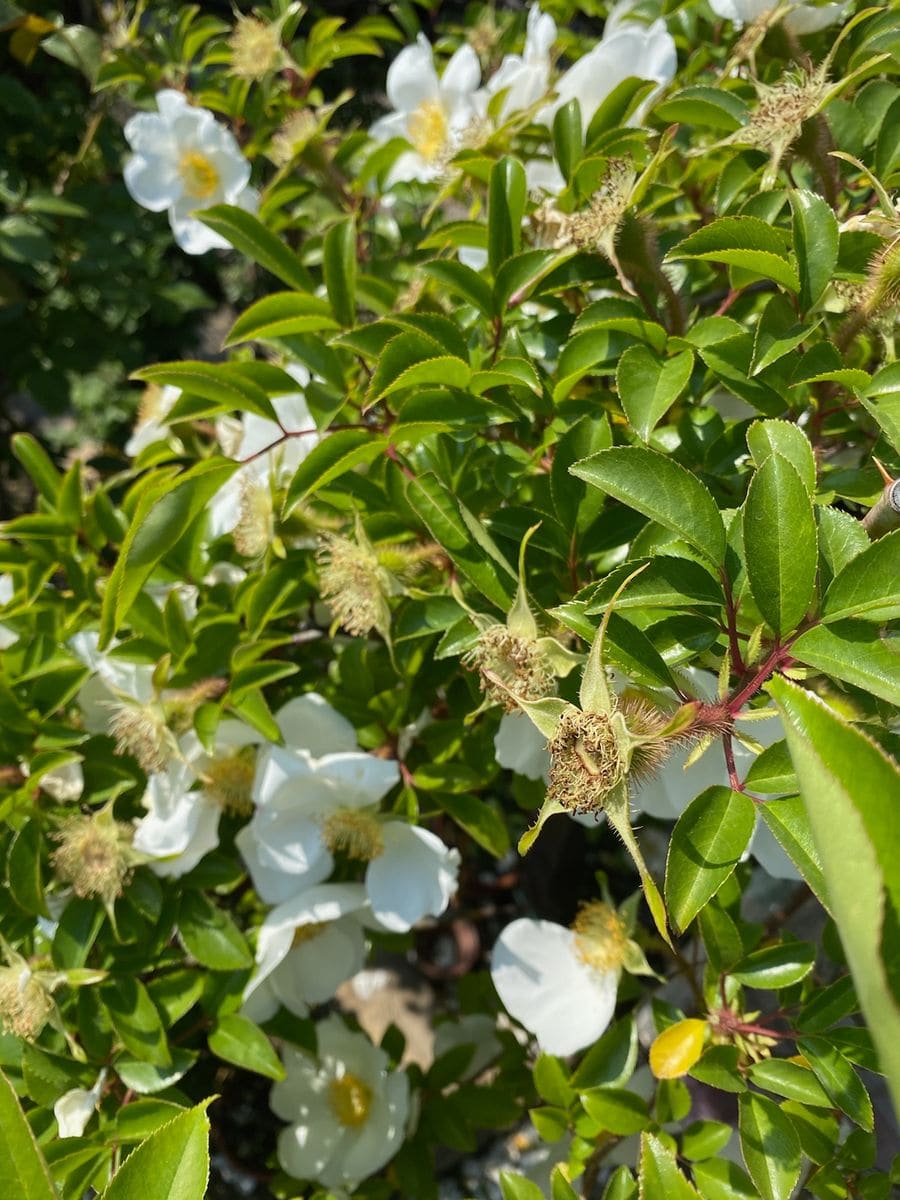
left=328, top=1071, right=372, bottom=1127
left=107, top=701, right=172, bottom=774
left=203, top=746, right=257, bottom=816
left=320, top=809, right=384, bottom=861
left=179, top=151, right=220, bottom=200
left=571, top=902, right=628, bottom=972
left=291, top=921, right=329, bottom=947
left=407, top=100, right=449, bottom=162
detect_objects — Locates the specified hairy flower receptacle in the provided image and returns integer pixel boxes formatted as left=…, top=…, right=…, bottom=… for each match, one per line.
left=51, top=813, right=133, bottom=905
left=0, top=965, right=53, bottom=1041
left=548, top=709, right=625, bottom=814
left=466, top=624, right=555, bottom=712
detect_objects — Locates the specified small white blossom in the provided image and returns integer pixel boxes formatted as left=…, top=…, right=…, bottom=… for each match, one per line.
left=123, top=89, right=257, bottom=254
left=708, top=0, right=847, bottom=35
left=125, top=385, right=182, bottom=457
left=237, top=694, right=459, bottom=930
left=483, top=4, right=557, bottom=120
left=242, top=882, right=368, bottom=1022
left=0, top=574, right=18, bottom=650
left=369, top=34, right=482, bottom=185
left=270, top=1015, right=410, bottom=1189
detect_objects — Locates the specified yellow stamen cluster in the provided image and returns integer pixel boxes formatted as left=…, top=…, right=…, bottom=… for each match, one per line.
left=107, top=702, right=172, bottom=774
left=317, top=535, right=388, bottom=639
left=548, top=709, right=625, bottom=814
left=233, top=479, right=274, bottom=559
left=408, top=100, right=449, bottom=163
left=202, top=746, right=257, bottom=817
left=329, top=1071, right=373, bottom=1127
left=178, top=151, right=220, bottom=201
left=291, top=921, right=329, bottom=948
left=228, top=15, right=283, bottom=80
left=465, top=625, right=555, bottom=712
left=51, top=814, right=133, bottom=905
left=320, top=809, right=384, bottom=862
left=0, top=966, right=53, bottom=1041
left=571, top=902, right=628, bottom=972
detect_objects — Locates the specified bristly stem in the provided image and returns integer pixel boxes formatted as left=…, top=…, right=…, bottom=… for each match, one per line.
left=720, top=568, right=746, bottom=675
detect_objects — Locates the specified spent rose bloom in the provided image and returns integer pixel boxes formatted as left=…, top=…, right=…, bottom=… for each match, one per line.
left=123, top=89, right=257, bottom=254
left=708, top=0, right=847, bottom=35
left=54, top=1071, right=106, bottom=1138
left=369, top=34, right=482, bottom=185
left=271, top=1015, right=410, bottom=1189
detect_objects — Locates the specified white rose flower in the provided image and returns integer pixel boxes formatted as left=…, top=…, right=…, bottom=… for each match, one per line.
left=708, top=0, right=847, bottom=35
left=538, top=17, right=676, bottom=135
left=369, top=34, right=482, bottom=185
left=492, top=907, right=628, bottom=1055
left=271, top=1015, right=410, bottom=1189
left=69, top=630, right=156, bottom=736
left=484, top=4, right=557, bottom=120
left=0, top=574, right=18, bottom=650
left=123, top=89, right=258, bottom=254
left=236, top=693, right=460, bottom=930
left=54, top=1070, right=106, bottom=1138
left=206, top=364, right=319, bottom=543
left=494, top=711, right=550, bottom=781
left=242, top=882, right=368, bottom=1022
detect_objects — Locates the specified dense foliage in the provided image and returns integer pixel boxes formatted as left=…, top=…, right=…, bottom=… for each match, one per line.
left=1, top=1, right=898, bottom=1198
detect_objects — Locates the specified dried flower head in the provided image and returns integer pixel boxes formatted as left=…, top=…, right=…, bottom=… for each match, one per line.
left=51, top=813, right=133, bottom=905
left=548, top=708, right=626, bottom=815
left=107, top=700, right=173, bottom=774
left=229, top=15, right=283, bottom=80
left=731, top=69, right=828, bottom=188
left=0, top=964, right=53, bottom=1041
left=465, top=624, right=555, bottom=711
left=867, top=236, right=900, bottom=311
left=317, top=533, right=389, bottom=639
left=233, top=478, right=274, bottom=559
left=569, top=159, right=636, bottom=257
left=270, top=109, right=318, bottom=166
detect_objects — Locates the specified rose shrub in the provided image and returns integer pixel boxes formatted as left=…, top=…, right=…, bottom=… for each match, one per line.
left=1, top=1, right=899, bottom=1198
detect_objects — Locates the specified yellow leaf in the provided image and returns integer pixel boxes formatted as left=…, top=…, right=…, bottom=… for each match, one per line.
left=9, top=14, right=57, bottom=65
left=649, top=1018, right=707, bottom=1079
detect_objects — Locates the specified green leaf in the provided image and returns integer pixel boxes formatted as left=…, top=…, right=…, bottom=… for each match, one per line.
left=533, top=1054, right=574, bottom=1107
left=198, top=205, right=312, bottom=291
left=488, top=157, right=526, bottom=274
left=747, top=1060, right=832, bottom=1108
left=755, top=795, right=828, bottom=908
left=133, top=361, right=277, bottom=422
left=692, top=1159, right=757, bottom=1200
left=100, top=1102, right=210, bottom=1200
left=790, top=190, right=839, bottom=313
left=665, top=787, right=756, bottom=932
left=103, top=979, right=171, bottom=1067
left=681, top=1119, right=733, bottom=1161
left=99, top=459, right=237, bottom=647
left=797, top=1036, right=873, bottom=1130
left=769, top=675, right=900, bottom=1111
left=743, top=453, right=817, bottom=637
left=581, top=1088, right=651, bottom=1136
left=666, top=217, right=799, bottom=292
left=282, top=430, right=388, bottom=514
left=224, top=293, right=338, bottom=345
left=7, top=821, right=48, bottom=917
left=821, top=529, right=900, bottom=622
left=638, top=1133, right=702, bottom=1199
left=585, top=557, right=723, bottom=613
left=746, top=420, right=816, bottom=495
left=499, top=1171, right=545, bottom=1200
left=178, top=892, right=253, bottom=971
left=730, top=941, right=816, bottom=989
left=0, top=1068, right=56, bottom=1200
left=323, top=217, right=357, bottom=328
left=434, top=794, right=509, bottom=858
left=422, top=259, right=495, bottom=316
left=617, top=346, right=694, bottom=442
left=115, top=1049, right=197, bottom=1096
left=406, top=473, right=513, bottom=611
left=570, top=1017, right=638, bottom=1088
left=738, top=1093, right=801, bottom=1200
left=789, top=621, right=900, bottom=704
left=585, top=76, right=656, bottom=143
left=570, top=447, right=726, bottom=565
left=11, top=434, right=62, bottom=505
left=654, top=86, right=749, bottom=132
left=208, top=1014, right=285, bottom=1081
left=553, top=99, right=583, bottom=184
